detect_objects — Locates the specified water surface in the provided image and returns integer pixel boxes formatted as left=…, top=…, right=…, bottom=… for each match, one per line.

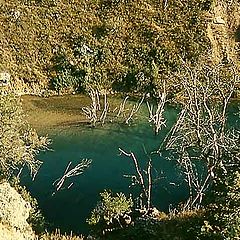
left=21, top=96, right=187, bottom=234
left=21, top=95, right=239, bottom=234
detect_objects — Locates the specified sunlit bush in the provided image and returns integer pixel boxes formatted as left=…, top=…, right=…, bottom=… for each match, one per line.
left=87, top=190, right=133, bottom=229
left=0, top=93, right=49, bottom=179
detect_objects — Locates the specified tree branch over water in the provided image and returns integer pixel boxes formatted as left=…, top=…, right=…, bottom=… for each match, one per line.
left=119, top=147, right=153, bottom=212
left=162, top=62, right=240, bottom=210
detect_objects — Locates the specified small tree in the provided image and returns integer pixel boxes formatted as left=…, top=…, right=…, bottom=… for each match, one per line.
left=87, top=190, right=133, bottom=233
left=0, top=93, right=49, bottom=179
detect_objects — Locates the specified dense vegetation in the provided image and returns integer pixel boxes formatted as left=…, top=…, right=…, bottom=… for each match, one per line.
left=1, top=0, right=213, bottom=94
left=0, top=0, right=240, bottom=239
left=0, top=93, right=49, bottom=179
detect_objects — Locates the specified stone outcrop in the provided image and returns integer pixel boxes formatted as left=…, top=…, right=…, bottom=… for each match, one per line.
left=0, top=182, right=35, bottom=240
left=206, top=1, right=240, bottom=64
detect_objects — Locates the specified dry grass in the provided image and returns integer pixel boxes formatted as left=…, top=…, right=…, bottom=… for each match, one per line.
left=39, top=229, right=84, bottom=240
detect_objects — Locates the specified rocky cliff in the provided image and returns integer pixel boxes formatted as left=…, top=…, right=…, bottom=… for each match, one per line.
left=206, top=0, right=240, bottom=63
left=0, top=182, right=35, bottom=240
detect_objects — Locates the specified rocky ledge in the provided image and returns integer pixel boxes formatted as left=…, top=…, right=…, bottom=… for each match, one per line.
left=0, top=182, right=35, bottom=240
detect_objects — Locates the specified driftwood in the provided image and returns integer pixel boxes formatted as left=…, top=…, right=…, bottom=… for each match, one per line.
left=52, top=158, right=92, bottom=194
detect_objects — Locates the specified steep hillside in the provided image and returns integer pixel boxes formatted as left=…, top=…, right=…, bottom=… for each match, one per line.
left=207, top=0, right=240, bottom=63
left=0, top=0, right=239, bottom=94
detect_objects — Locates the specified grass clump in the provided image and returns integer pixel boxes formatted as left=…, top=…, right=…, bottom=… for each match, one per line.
left=39, top=229, right=84, bottom=240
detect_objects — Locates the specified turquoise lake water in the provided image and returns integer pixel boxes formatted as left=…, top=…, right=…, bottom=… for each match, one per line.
left=20, top=102, right=239, bottom=234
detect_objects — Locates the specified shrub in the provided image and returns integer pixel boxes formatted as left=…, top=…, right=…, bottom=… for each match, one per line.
left=51, top=70, right=80, bottom=93
left=0, top=93, right=49, bottom=179
left=201, top=171, right=240, bottom=239
left=87, top=190, right=133, bottom=230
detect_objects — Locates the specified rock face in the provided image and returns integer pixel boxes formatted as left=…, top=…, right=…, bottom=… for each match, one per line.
left=206, top=1, right=240, bottom=64
left=0, top=182, right=35, bottom=240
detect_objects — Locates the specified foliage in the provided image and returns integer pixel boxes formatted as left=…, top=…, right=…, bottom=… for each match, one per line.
left=50, top=52, right=86, bottom=93
left=0, top=92, right=49, bottom=233
left=51, top=69, right=81, bottom=93
left=87, top=190, right=133, bottom=229
left=200, top=171, right=240, bottom=239
left=0, top=0, right=212, bottom=93
left=0, top=93, right=49, bottom=179
left=102, top=209, right=205, bottom=240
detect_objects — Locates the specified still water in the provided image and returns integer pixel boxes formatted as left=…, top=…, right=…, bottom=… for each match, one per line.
left=20, top=98, right=239, bottom=234
left=20, top=102, right=189, bottom=234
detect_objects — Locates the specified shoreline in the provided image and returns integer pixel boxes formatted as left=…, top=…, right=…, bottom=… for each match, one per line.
left=21, top=93, right=240, bottom=133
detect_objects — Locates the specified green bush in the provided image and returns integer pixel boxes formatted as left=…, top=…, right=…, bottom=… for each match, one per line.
left=201, top=171, right=240, bottom=239
left=87, top=190, right=133, bottom=230
left=51, top=70, right=80, bottom=93
left=0, top=93, right=49, bottom=178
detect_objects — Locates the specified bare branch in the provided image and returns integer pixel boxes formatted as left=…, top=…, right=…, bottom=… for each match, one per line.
left=147, top=90, right=166, bottom=135
left=53, top=159, right=92, bottom=194
left=119, top=147, right=154, bottom=211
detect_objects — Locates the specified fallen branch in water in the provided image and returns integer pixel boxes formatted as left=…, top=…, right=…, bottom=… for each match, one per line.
left=52, top=158, right=92, bottom=194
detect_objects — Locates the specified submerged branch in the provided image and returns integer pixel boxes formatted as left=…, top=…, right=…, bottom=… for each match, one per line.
left=53, top=158, right=92, bottom=194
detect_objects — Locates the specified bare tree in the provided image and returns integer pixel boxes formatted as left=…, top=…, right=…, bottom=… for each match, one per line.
left=161, top=62, right=240, bottom=210
left=117, top=62, right=239, bottom=214
left=119, top=148, right=153, bottom=212
left=146, top=85, right=167, bottom=135
left=124, top=95, right=145, bottom=125
left=82, top=88, right=145, bottom=126
left=82, top=88, right=104, bottom=127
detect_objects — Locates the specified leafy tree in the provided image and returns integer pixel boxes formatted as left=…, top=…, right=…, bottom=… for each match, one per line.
left=87, top=190, right=133, bottom=232
left=0, top=92, right=49, bottom=179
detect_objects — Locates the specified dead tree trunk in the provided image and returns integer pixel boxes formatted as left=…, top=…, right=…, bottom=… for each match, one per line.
left=119, top=148, right=153, bottom=212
